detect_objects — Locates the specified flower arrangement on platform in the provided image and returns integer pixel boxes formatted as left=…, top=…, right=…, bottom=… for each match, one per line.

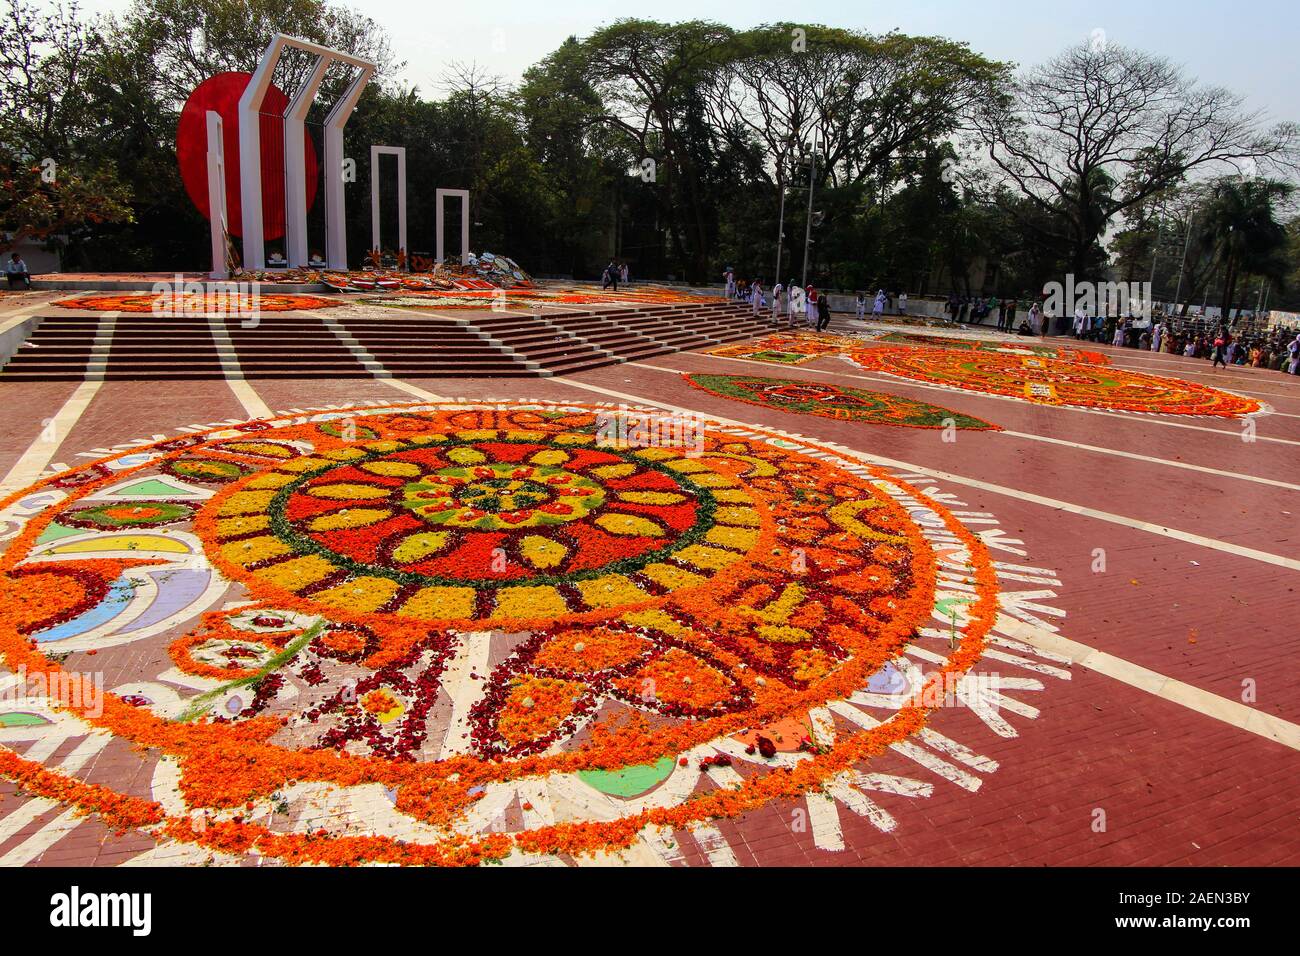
left=683, top=373, right=1000, bottom=430
left=707, top=331, right=863, bottom=365
left=0, top=400, right=1007, bottom=866
left=850, top=345, right=1262, bottom=417
left=54, top=293, right=340, bottom=313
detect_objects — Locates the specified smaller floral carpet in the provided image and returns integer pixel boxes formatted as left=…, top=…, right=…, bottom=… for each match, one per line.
left=850, top=346, right=1262, bottom=418
left=683, top=374, right=1000, bottom=430
left=878, top=333, right=1108, bottom=365
left=371, top=286, right=719, bottom=311
left=707, top=332, right=865, bottom=365
left=54, top=293, right=341, bottom=313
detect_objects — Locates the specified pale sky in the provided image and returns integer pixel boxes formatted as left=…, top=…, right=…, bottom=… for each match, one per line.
left=69, top=0, right=1299, bottom=124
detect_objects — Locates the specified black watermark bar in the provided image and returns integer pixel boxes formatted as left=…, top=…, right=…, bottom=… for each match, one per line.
left=1, top=866, right=1286, bottom=945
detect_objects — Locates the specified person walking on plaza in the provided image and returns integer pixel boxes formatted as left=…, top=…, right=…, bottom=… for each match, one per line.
left=602, top=260, right=618, bottom=292
left=1288, top=333, right=1300, bottom=374
left=771, top=279, right=784, bottom=320
left=1073, top=305, right=1088, bottom=340
left=805, top=285, right=818, bottom=327
left=898, top=291, right=908, bottom=315
left=1151, top=322, right=1163, bottom=353
left=1212, top=327, right=1231, bottom=369
left=619, top=262, right=629, bottom=285
left=1029, top=301, right=1043, bottom=338
left=6, top=252, right=31, bottom=289
left=724, top=266, right=735, bottom=299
left=816, top=292, right=832, bottom=331
left=788, top=281, right=802, bottom=327
left=873, top=289, right=886, bottom=316
left=751, top=278, right=764, bottom=315
left=855, top=292, right=866, bottom=319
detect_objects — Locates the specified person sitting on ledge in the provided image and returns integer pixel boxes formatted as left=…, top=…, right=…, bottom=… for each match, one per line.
left=5, top=252, right=31, bottom=289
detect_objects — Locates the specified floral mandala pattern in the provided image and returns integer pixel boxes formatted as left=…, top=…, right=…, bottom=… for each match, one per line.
left=371, top=285, right=719, bottom=311
left=877, top=332, right=1108, bottom=365
left=683, top=373, right=1000, bottom=430
left=850, top=346, right=1262, bottom=417
left=707, top=332, right=863, bottom=365
left=54, top=293, right=340, bottom=313
left=0, top=401, right=1069, bottom=866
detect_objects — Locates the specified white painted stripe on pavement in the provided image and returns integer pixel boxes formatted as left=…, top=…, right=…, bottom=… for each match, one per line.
left=997, top=615, right=1300, bottom=752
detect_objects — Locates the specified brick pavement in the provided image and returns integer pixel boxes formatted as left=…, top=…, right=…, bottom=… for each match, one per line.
left=0, top=308, right=1296, bottom=867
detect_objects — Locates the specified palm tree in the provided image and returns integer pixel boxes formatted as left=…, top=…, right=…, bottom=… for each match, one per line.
left=1196, top=177, right=1294, bottom=323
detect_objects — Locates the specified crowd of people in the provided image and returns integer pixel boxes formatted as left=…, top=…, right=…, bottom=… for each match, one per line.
left=717, top=269, right=1300, bottom=374
left=1157, top=321, right=1300, bottom=373
left=1068, top=310, right=1300, bottom=373
left=723, top=269, right=833, bottom=331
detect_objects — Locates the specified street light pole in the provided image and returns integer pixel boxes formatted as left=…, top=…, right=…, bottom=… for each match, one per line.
left=774, top=175, right=785, bottom=288
left=801, top=135, right=818, bottom=289
left=1172, top=210, right=1194, bottom=313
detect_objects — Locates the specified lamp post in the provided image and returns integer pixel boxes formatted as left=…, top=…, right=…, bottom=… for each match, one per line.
left=774, top=175, right=785, bottom=288
left=801, top=134, right=818, bottom=289
left=1172, top=210, right=1194, bottom=313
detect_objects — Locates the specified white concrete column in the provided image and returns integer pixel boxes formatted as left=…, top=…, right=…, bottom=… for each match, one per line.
left=370, top=145, right=408, bottom=259
left=206, top=111, right=227, bottom=279
left=324, top=63, right=374, bottom=271
left=435, top=188, right=470, bottom=265
left=284, top=55, right=329, bottom=267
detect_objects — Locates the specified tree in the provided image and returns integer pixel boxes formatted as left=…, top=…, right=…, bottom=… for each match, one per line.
left=0, top=1, right=134, bottom=261
left=975, top=41, right=1299, bottom=284
left=1, top=161, right=133, bottom=254
left=114, top=0, right=396, bottom=108
left=1195, top=177, right=1295, bottom=321
left=518, top=37, right=631, bottom=276
left=578, top=19, right=736, bottom=281
left=700, top=26, right=1004, bottom=287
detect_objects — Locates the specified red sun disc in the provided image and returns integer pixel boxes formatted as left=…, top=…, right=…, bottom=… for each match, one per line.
left=176, top=71, right=320, bottom=242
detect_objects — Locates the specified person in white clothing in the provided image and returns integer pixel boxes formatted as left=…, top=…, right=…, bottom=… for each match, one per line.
left=724, top=267, right=735, bottom=298
left=898, top=292, right=908, bottom=315
left=751, top=279, right=763, bottom=315
left=1151, top=323, right=1163, bottom=352
left=788, top=284, right=805, bottom=327
left=855, top=292, right=866, bottom=319
left=771, top=281, right=784, bottom=319
left=1073, top=306, right=1088, bottom=339
left=873, top=289, right=886, bottom=316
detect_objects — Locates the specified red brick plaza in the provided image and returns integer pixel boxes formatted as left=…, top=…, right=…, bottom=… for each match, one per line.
left=0, top=288, right=1296, bottom=868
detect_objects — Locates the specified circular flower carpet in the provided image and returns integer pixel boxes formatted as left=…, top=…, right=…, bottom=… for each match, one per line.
left=372, top=286, right=718, bottom=310
left=54, top=293, right=340, bottom=313
left=878, top=332, right=1108, bottom=365
left=0, top=401, right=1070, bottom=865
left=708, top=332, right=864, bottom=365
left=684, top=373, right=999, bottom=430
left=850, top=346, right=1261, bottom=417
